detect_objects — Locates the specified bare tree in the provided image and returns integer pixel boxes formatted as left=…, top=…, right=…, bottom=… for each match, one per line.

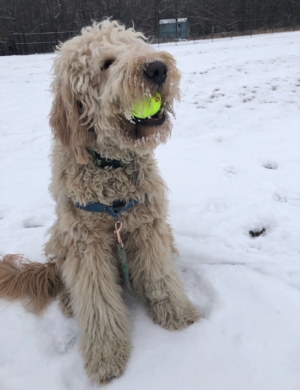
left=1, top=0, right=300, bottom=52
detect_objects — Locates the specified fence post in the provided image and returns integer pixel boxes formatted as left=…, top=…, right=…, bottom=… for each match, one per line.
left=40, top=28, right=45, bottom=53
left=12, top=34, right=17, bottom=55
left=15, top=34, right=22, bottom=55
left=23, top=33, right=28, bottom=54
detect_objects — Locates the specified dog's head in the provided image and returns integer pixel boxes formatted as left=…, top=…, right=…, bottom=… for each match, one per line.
left=50, top=19, right=181, bottom=164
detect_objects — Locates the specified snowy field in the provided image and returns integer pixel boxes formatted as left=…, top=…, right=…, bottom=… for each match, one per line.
left=0, top=31, right=300, bottom=390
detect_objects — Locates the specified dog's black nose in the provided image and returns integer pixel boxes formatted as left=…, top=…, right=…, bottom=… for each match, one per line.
left=144, top=61, right=168, bottom=85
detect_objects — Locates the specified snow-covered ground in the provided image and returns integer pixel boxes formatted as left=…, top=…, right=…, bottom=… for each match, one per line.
left=1, top=32, right=300, bottom=390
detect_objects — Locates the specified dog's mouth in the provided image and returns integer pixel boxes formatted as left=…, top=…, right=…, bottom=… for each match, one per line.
left=121, top=106, right=170, bottom=144
left=131, top=107, right=165, bottom=127
left=120, top=90, right=172, bottom=144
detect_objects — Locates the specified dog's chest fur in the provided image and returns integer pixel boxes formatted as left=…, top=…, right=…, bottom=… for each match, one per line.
left=50, top=142, right=166, bottom=232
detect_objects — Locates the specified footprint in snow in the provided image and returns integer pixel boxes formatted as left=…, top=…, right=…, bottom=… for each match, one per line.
left=23, top=218, right=44, bottom=228
left=263, top=161, right=278, bottom=170
left=273, top=193, right=287, bottom=203
left=249, top=227, right=266, bottom=238
left=221, top=163, right=238, bottom=177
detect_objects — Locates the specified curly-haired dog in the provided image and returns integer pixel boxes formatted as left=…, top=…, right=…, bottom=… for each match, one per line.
left=0, top=20, right=200, bottom=384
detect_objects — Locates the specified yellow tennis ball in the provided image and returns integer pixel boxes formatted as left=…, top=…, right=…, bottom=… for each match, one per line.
left=131, top=92, right=162, bottom=119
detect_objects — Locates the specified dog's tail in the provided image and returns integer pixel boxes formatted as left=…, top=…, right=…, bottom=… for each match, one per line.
left=0, top=254, right=62, bottom=314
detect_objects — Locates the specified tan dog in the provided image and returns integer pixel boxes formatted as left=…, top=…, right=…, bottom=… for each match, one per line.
left=0, top=20, right=200, bottom=384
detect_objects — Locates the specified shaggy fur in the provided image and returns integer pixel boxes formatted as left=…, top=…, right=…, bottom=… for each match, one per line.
left=0, top=20, right=200, bottom=384
left=0, top=254, right=61, bottom=314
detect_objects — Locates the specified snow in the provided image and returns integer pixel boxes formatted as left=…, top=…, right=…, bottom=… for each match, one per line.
left=1, top=32, right=300, bottom=389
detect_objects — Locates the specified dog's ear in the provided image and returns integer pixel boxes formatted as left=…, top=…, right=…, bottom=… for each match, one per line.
left=49, top=83, right=89, bottom=164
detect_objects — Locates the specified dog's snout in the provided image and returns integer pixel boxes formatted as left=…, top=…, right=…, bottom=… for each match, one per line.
left=144, top=61, right=168, bottom=85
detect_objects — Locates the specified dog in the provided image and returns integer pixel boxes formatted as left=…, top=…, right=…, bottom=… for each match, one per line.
left=0, top=20, right=200, bottom=384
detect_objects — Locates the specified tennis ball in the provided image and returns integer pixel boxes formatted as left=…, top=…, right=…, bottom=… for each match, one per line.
left=131, top=92, right=162, bottom=119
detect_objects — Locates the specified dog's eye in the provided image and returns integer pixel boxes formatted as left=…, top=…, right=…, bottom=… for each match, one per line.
left=103, top=59, right=114, bottom=70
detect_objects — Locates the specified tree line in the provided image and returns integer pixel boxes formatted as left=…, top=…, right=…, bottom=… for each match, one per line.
left=1, top=0, right=300, bottom=42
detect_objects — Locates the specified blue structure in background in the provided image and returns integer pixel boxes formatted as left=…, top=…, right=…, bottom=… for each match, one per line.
left=159, top=18, right=190, bottom=40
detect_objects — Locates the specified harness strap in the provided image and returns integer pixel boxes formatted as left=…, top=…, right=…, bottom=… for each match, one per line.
left=75, top=198, right=139, bottom=218
left=86, top=146, right=125, bottom=168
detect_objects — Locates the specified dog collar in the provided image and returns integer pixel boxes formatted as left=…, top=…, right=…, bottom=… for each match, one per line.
left=86, top=146, right=125, bottom=168
left=75, top=198, right=139, bottom=218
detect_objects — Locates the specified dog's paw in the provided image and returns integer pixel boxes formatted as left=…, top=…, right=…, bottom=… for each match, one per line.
left=84, top=339, right=131, bottom=384
left=149, top=299, right=201, bottom=330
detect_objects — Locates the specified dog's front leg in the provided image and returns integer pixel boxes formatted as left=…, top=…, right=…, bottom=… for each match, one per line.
left=62, top=239, right=130, bottom=384
left=128, top=220, right=201, bottom=330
